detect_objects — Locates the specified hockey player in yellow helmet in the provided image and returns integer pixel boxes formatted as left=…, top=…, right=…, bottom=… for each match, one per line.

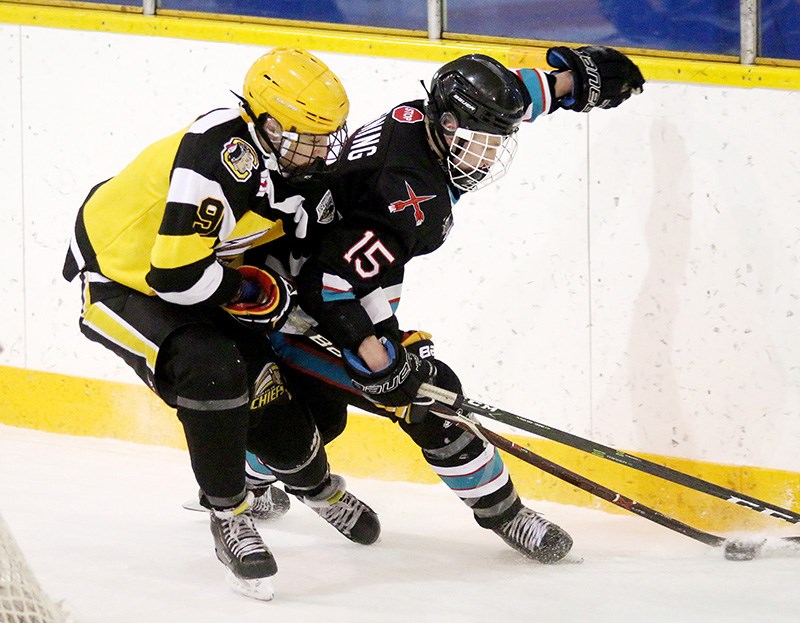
left=237, top=48, right=349, bottom=177
left=63, top=48, right=379, bottom=602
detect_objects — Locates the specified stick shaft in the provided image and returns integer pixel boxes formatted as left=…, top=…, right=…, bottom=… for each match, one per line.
left=420, top=383, right=800, bottom=525
left=430, top=405, right=726, bottom=547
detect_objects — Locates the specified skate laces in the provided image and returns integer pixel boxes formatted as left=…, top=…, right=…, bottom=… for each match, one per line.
left=302, top=475, right=364, bottom=535
left=213, top=493, right=267, bottom=559
left=251, top=487, right=283, bottom=514
left=315, top=492, right=364, bottom=534
left=499, top=507, right=552, bottom=550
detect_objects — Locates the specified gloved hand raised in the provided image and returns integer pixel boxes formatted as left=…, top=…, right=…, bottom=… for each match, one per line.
left=343, top=334, right=435, bottom=409
left=223, top=265, right=294, bottom=332
left=546, top=45, right=645, bottom=112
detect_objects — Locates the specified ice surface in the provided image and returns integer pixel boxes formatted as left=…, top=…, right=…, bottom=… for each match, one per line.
left=1, top=424, right=797, bottom=622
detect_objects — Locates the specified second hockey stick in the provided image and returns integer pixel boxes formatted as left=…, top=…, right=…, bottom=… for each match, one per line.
left=431, top=404, right=725, bottom=544
left=430, top=403, right=800, bottom=558
left=282, top=316, right=800, bottom=535
left=418, top=383, right=800, bottom=526
left=424, top=401, right=773, bottom=559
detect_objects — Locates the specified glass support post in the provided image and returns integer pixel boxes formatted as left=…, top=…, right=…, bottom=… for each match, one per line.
left=740, top=0, right=759, bottom=64
left=428, top=0, right=443, bottom=40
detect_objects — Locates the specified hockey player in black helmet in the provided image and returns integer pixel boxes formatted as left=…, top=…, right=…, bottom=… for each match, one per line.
left=266, top=46, right=644, bottom=565
left=423, top=53, right=527, bottom=191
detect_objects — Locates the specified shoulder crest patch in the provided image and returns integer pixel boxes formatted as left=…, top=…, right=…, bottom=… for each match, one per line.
left=315, top=189, right=336, bottom=224
left=221, top=137, right=259, bottom=181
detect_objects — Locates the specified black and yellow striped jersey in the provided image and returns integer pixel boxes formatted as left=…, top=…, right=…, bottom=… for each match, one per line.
left=63, top=107, right=332, bottom=307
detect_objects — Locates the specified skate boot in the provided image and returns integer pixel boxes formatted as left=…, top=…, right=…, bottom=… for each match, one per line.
left=190, top=484, right=290, bottom=521
left=492, top=506, right=573, bottom=564
left=293, top=474, right=380, bottom=545
left=249, top=484, right=291, bottom=521
left=210, top=492, right=277, bottom=600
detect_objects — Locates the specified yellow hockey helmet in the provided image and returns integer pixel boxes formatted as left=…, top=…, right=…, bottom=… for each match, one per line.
left=242, top=48, right=349, bottom=134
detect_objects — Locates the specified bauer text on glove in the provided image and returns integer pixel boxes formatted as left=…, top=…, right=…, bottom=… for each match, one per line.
left=384, top=330, right=436, bottom=423
left=546, top=45, right=644, bottom=112
left=343, top=336, right=435, bottom=407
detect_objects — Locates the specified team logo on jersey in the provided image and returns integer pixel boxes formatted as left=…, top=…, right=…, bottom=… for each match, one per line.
left=221, top=137, right=259, bottom=182
left=315, top=189, right=336, bottom=224
left=250, top=362, right=289, bottom=410
left=391, top=106, right=424, bottom=124
left=388, top=181, right=436, bottom=226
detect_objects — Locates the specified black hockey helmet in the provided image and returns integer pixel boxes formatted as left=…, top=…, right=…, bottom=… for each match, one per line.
left=424, top=54, right=526, bottom=156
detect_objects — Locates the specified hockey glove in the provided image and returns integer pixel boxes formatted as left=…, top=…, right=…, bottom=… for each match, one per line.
left=546, top=45, right=644, bottom=112
left=223, top=265, right=294, bottom=332
left=383, top=331, right=436, bottom=424
left=343, top=336, right=435, bottom=409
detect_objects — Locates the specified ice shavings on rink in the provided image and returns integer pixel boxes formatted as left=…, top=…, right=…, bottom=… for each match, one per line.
left=1, top=424, right=798, bottom=623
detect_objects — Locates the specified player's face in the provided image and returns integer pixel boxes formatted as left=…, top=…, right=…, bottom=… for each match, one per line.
left=444, top=127, right=518, bottom=192
left=282, top=133, right=330, bottom=169
left=261, top=116, right=347, bottom=178
left=450, top=132, right=503, bottom=173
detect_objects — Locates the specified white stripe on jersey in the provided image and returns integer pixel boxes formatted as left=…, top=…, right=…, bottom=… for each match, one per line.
left=154, top=261, right=225, bottom=305
left=83, top=270, right=112, bottom=284
left=68, top=234, right=86, bottom=272
left=186, top=108, right=241, bottom=135
left=359, top=288, right=394, bottom=325
left=322, top=272, right=353, bottom=293
left=516, top=68, right=553, bottom=122
left=383, top=283, right=402, bottom=305
left=167, top=167, right=235, bottom=241
left=269, top=194, right=309, bottom=240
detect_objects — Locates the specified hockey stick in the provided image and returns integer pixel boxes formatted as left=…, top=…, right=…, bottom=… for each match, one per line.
left=428, top=402, right=800, bottom=559
left=280, top=315, right=800, bottom=549
left=418, top=384, right=800, bottom=526
left=427, top=402, right=727, bottom=548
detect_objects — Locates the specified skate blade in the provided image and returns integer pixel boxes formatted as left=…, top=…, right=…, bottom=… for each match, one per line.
left=182, top=498, right=207, bottom=513
left=224, top=570, right=274, bottom=601
left=556, top=552, right=584, bottom=564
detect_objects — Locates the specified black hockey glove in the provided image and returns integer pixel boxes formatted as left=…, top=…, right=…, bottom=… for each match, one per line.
left=223, top=265, right=295, bottom=332
left=343, top=335, right=435, bottom=410
left=546, top=45, right=644, bottom=112
left=389, top=331, right=436, bottom=424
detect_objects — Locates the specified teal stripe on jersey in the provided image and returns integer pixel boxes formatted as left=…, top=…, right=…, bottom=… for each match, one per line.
left=322, top=288, right=357, bottom=302
left=517, top=68, right=550, bottom=120
left=245, top=452, right=275, bottom=478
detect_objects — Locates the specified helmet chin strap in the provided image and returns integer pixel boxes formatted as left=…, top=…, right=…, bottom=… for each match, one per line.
left=232, top=91, right=285, bottom=163
left=423, top=116, right=448, bottom=161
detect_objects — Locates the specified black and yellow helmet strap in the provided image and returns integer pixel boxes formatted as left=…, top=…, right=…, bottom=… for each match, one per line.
left=231, top=90, right=283, bottom=162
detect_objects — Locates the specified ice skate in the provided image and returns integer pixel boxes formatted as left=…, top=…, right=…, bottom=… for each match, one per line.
left=294, top=474, right=380, bottom=545
left=209, top=492, right=277, bottom=600
left=186, top=484, right=290, bottom=522
left=248, top=484, right=291, bottom=521
left=492, top=506, right=573, bottom=564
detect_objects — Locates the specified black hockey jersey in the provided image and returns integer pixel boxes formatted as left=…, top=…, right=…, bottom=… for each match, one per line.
left=296, top=100, right=456, bottom=349
left=62, top=108, right=333, bottom=307
left=296, top=65, right=556, bottom=350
